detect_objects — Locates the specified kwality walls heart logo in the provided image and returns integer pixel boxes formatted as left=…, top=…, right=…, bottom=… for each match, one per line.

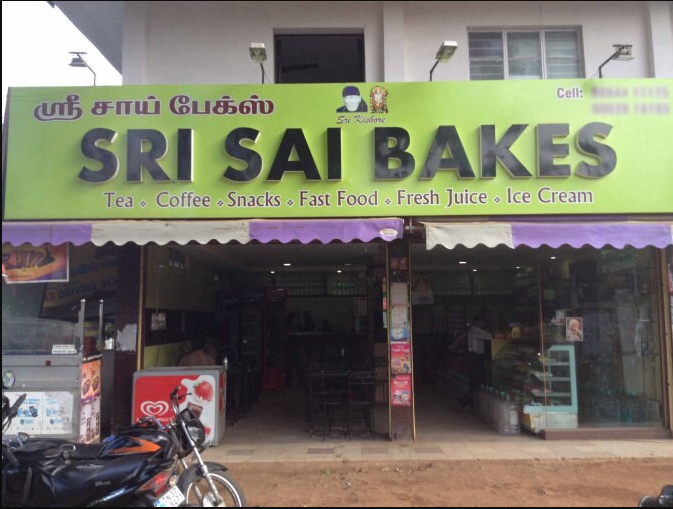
left=140, top=400, right=169, bottom=417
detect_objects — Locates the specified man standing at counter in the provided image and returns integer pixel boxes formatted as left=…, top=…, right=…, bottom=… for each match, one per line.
left=451, top=316, right=493, bottom=408
left=179, top=336, right=217, bottom=366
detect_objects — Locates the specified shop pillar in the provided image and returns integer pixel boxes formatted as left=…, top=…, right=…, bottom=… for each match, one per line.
left=101, top=244, right=144, bottom=434
left=387, top=238, right=415, bottom=440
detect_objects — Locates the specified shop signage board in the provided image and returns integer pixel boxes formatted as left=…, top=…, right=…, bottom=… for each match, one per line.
left=3, top=79, right=672, bottom=220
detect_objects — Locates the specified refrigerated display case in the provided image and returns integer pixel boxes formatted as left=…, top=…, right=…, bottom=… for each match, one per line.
left=2, top=300, right=103, bottom=443
left=492, top=343, right=578, bottom=432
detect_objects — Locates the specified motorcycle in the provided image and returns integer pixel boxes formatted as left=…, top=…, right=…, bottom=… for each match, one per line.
left=141, top=385, right=247, bottom=507
left=2, top=371, right=184, bottom=507
left=3, top=374, right=246, bottom=507
left=638, top=485, right=673, bottom=508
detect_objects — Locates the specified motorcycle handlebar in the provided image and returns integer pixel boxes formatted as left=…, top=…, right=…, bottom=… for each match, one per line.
left=10, top=394, right=26, bottom=418
left=169, top=386, right=191, bottom=417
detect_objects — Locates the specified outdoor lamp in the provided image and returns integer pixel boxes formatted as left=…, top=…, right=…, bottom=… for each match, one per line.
left=249, top=42, right=271, bottom=84
left=69, top=51, right=96, bottom=85
left=598, top=44, right=633, bottom=78
left=429, top=40, right=458, bottom=81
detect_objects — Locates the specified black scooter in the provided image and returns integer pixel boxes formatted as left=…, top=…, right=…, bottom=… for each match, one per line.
left=2, top=372, right=184, bottom=507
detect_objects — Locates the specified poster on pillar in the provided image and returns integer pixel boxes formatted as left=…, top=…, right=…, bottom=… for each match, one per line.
left=391, top=343, right=411, bottom=375
left=391, top=375, right=412, bottom=406
left=390, top=307, right=410, bottom=342
left=390, top=257, right=409, bottom=282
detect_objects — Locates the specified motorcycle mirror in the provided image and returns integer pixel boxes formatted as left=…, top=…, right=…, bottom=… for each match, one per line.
left=2, top=370, right=16, bottom=390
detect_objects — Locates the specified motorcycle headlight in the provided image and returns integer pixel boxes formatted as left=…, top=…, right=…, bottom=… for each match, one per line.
left=186, top=424, right=206, bottom=448
left=179, top=408, right=206, bottom=449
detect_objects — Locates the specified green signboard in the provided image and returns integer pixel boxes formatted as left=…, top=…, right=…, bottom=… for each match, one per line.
left=3, top=79, right=672, bottom=220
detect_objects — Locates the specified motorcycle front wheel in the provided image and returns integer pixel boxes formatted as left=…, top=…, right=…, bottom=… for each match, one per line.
left=178, top=467, right=247, bottom=507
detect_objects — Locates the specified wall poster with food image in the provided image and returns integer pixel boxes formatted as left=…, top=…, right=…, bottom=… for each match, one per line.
left=79, top=359, right=102, bottom=443
left=2, top=243, right=69, bottom=283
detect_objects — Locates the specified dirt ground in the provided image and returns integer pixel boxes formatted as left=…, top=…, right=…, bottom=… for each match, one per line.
left=227, top=457, right=672, bottom=507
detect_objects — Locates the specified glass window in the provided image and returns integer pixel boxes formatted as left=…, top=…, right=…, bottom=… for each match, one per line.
left=468, top=29, right=583, bottom=80
left=468, top=32, right=504, bottom=80
left=507, top=32, right=542, bottom=79
left=545, top=31, right=581, bottom=78
left=537, top=247, right=663, bottom=428
left=275, top=34, right=365, bottom=84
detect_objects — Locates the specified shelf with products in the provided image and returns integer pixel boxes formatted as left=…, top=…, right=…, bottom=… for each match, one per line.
left=239, top=300, right=263, bottom=357
left=492, top=343, right=577, bottom=433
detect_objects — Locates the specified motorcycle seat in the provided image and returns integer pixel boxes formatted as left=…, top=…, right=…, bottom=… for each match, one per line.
left=14, top=439, right=103, bottom=466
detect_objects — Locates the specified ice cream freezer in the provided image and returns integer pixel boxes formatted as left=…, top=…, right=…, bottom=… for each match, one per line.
left=132, top=365, right=226, bottom=445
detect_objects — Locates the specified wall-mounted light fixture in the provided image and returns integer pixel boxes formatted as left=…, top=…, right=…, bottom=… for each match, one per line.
left=69, top=51, right=96, bottom=85
left=429, top=40, right=458, bottom=81
left=249, top=42, right=271, bottom=84
left=598, top=44, right=634, bottom=78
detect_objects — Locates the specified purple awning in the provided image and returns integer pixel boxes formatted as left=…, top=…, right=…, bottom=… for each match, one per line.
left=249, top=218, right=404, bottom=244
left=425, top=221, right=673, bottom=250
left=510, top=222, right=673, bottom=249
left=1, top=222, right=92, bottom=246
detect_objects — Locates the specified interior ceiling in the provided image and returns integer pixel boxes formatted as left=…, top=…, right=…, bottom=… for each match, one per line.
left=177, top=241, right=567, bottom=273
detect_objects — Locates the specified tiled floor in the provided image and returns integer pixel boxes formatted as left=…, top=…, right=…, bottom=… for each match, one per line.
left=203, top=385, right=673, bottom=464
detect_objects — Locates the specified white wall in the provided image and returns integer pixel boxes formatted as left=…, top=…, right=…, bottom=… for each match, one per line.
left=403, top=1, right=657, bottom=81
left=124, top=1, right=384, bottom=85
left=120, top=1, right=671, bottom=85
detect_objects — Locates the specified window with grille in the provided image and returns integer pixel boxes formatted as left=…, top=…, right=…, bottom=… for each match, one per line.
left=468, top=30, right=582, bottom=80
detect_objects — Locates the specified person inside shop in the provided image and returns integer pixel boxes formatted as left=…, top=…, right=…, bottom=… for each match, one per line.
left=319, top=318, right=332, bottom=333
left=178, top=335, right=217, bottom=366
left=285, top=312, right=299, bottom=333
left=450, top=315, right=493, bottom=408
left=301, top=310, right=316, bottom=332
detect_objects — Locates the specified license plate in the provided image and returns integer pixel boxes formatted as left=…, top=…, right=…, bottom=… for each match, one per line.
left=154, top=485, right=186, bottom=507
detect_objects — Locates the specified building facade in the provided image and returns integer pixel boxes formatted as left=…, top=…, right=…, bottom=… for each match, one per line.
left=2, top=1, right=672, bottom=442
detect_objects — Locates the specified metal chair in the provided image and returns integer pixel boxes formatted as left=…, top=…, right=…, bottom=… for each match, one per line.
left=347, top=370, right=377, bottom=439
left=307, top=371, right=348, bottom=440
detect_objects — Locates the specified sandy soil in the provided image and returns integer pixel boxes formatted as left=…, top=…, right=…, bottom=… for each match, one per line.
left=227, top=457, right=672, bottom=507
